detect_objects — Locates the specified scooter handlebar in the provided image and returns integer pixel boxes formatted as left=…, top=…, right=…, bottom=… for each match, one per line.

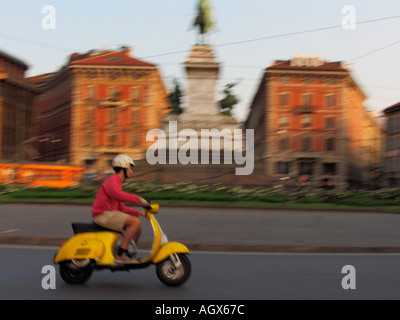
left=144, top=204, right=159, bottom=214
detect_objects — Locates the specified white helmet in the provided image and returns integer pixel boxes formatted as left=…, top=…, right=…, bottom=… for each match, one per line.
left=112, top=154, right=135, bottom=169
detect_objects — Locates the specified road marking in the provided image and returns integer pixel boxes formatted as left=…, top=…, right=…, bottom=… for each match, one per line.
left=0, top=229, right=19, bottom=234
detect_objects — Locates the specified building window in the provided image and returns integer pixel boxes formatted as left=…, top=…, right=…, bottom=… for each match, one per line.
left=279, top=137, right=290, bottom=152
left=108, top=108, right=117, bottom=123
left=388, top=116, right=400, bottom=133
left=301, top=116, right=312, bottom=128
left=299, top=162, right=314, bottom=175
left=87, top=132, right=94, bottom=146
left=82, top=131, right=93, bottom=146
left=388, top=158, right=400, bottom=173
left=87, top=108, right=95, bottom=123
left=87, top=86, right=96, bottom=99
left=302, top=137, right=312, bottom=151
left=324, top=94, right=336, bottom=107
left=325, top=117, right=335, bottom=129
left=107, top=132, right=118, bottom=146
left=325, top=138, right=335, bottom=151
left=109, top=86, right=119, bottom=100
left=395, top=136, right=400, bottom=150
left=279, top=115, right=289, bottom=127
left=323, top=163, right=337, bottom=175
left=393, top=136, right=400, bottom=150
left=131, top=110, right=139, bottom=123
left=131, top=133, right=138, bottom=146
left=279, top=92, right=290, bottom=107
left=131, top=87, right=141, bottom=100
left=85, top=158, right=96, bottom=166
left=302, top=93, right=313, bottom=106
left=387, top=136, right=393, bottom=151
left=277, top=161, right=290, bottom=174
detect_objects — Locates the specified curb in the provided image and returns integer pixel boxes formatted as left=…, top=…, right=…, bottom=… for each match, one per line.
left=1, top=201, right=400, bottom=214
left=1, top=236, right=400, bottom=254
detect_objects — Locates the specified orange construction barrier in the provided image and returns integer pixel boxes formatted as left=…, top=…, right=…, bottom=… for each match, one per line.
left=0, top=163, right=86, bottom=188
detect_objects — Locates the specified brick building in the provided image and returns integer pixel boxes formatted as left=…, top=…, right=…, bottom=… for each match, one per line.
left=246, top=55, right=383, bottom=189
left=29, top=48, right=170, bottom=174
left=0, top=50, right=39, bottom=161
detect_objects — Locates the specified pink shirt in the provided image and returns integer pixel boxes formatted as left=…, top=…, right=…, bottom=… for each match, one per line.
left=92, top=174, right=141, bottom=219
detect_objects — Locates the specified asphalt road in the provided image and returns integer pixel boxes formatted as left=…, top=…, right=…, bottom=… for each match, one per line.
left=1, top=203, right=400, bottom=252
left=1, top=245, right=400, bottom=300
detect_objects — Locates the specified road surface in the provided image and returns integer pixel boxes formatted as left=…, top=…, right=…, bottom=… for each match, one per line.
left=1, top=203, right=400, bottom=251
left=1, top=245, right=400, bottom=300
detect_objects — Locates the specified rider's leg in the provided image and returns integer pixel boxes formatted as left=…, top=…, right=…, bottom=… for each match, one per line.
left=120, top=216, right=142, bottom=250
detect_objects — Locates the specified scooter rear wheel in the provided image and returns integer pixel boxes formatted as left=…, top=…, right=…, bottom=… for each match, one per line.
left=156, top=254, right=191, bottom=287
left=59, top=260, right=93, bottom=285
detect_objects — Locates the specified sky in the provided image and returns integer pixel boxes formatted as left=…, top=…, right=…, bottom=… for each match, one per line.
left=1, top=0, right=400, bottom=122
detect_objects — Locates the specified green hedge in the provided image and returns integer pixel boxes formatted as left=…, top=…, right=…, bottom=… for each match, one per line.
left=2, top=182, right=400, bottom=208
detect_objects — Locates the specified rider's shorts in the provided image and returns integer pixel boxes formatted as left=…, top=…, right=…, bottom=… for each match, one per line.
left=93, top=211, right=130, bottom=232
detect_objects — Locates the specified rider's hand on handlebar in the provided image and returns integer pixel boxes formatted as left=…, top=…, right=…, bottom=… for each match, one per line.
left=138, top=197, right=150, bottom=209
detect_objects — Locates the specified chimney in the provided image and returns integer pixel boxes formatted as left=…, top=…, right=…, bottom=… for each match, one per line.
left=121, top=46, right=134, bottom=56
left=291, top=54, right=323, bottom=67
left=290, top=54, right=305, bottom=67
left=307, top=55, right=323, bottom=67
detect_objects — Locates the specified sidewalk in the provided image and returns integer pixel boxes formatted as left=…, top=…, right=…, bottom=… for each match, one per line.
left=1, top=203, right=400, bottom=253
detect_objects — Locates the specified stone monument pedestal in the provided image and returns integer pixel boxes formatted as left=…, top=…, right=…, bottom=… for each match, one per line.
left=177, top=44, right=241, bottom=133
left=184, top=44, right=220, bottom=116
left=159, top=44, right=243, bottom=163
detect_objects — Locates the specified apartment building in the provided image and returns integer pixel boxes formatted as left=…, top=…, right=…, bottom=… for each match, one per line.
left=246, top=55, right=383, bottom=189
left=383, top=102, right=400, bottom=187
left=0, top=50, right=39, bottom=161
left=29, top=47, right=170, bottom=174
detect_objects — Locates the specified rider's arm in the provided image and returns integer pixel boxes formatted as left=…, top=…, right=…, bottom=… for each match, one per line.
left=118, top=197, right=148, bottom=217
left=105, top=176, right=148, bottom=216
left=105, top=175, right=140, bottom=204
left=118, top=202, right=144, bottom=217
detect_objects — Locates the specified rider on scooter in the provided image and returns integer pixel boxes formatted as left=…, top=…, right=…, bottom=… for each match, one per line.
left=92, top=154, right=149, bottom=264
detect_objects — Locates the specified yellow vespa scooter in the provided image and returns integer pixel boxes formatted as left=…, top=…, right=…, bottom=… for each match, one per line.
left=53, top=204, right=191, bottom=286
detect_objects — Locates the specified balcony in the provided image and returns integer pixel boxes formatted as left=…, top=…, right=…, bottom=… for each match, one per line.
left=292, top=105, right=315, bottom=114
left=96, top=98, right=125, bottom=108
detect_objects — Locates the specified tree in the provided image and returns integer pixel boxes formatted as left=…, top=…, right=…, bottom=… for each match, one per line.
left=219, top=81, right=240, bottom=115
left=168, top=79, right=183, bottom=115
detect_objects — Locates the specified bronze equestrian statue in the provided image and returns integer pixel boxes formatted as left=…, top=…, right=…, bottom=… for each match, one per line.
left=193, top=0, right=214, bottom=44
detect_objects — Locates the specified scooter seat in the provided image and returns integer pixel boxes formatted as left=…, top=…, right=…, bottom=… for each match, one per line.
left=71, top=222, right=121, bottom=234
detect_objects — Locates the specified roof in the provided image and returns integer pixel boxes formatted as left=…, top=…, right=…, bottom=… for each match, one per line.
left=26, top=73, right=55, bottom=85
left=383, top=101, right=400, bottom=114
left=69, top=49, right=155, bottom=68
left=0, top=50, right=29, bottom=70
left=266, top=59, right=348, bottom=72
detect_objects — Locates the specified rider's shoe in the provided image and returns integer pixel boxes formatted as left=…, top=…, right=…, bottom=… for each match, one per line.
left=114, top=251, right=138, bottom=264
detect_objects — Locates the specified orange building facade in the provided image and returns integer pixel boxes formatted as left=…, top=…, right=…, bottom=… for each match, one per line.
left=29, top=48, right=170, bottom=175
left=246, top=55, right=383, bottom=189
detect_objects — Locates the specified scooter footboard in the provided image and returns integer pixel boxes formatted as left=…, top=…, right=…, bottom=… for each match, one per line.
left=54, top=232, right=120, bottom=265
left=152, top=242, right=190, bottom=264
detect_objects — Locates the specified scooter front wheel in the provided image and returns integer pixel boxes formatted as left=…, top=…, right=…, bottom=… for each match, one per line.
left=156, top=254, right=191, bottom=287
left=59, top=260, right=93, bottom=285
